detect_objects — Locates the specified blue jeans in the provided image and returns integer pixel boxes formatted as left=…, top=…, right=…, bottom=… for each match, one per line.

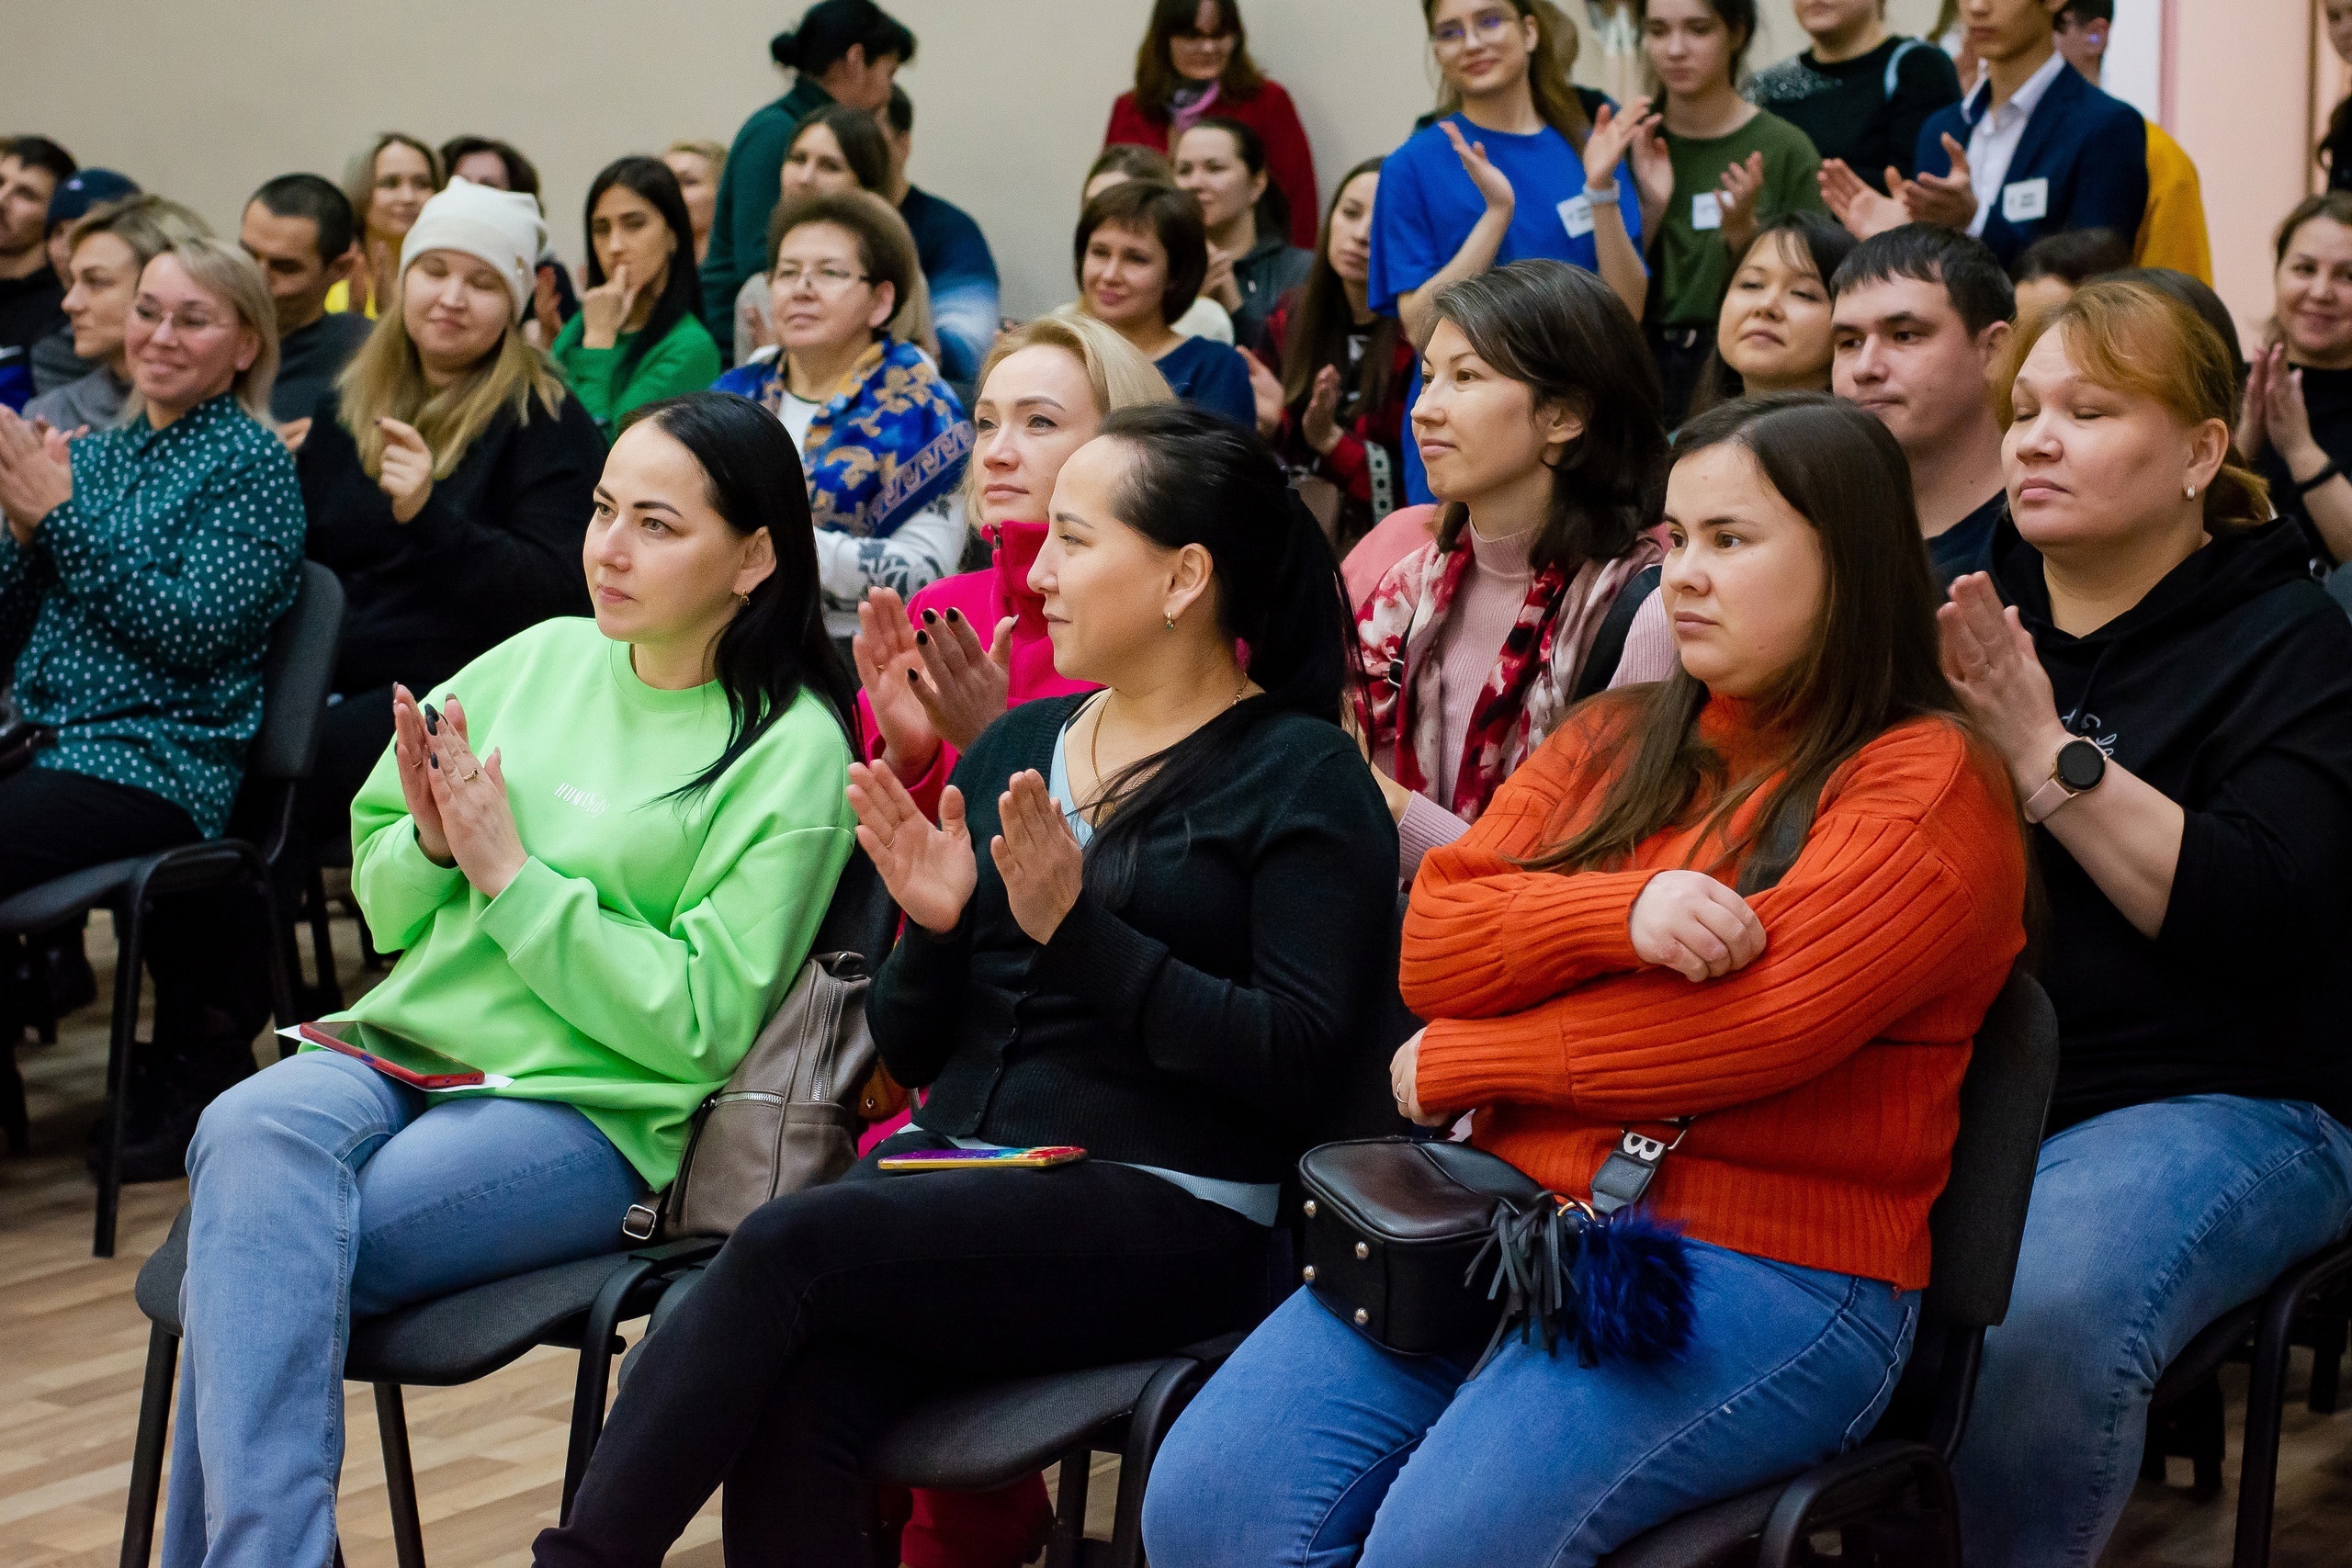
left=1954, top=1094, right=2352, bottom=1567
left=1143, top=1240, right=1919, bottom=1568
left=160, top=1050, right=646, bottom=1568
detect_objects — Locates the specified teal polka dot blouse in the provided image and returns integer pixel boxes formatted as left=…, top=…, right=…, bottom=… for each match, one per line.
left=0, top=393, right=304, bottom=838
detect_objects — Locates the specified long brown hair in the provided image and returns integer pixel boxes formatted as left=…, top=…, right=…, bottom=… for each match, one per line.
left=1526, top=393, right=1962, bottom=875
left=1134, top=0, right=1266, bottom=108
left=1280, top=158, right=1402, bottom=414
left=1426, top=260, right=1666, bottom=573
left=1422, top=0, right=1592, bottom=152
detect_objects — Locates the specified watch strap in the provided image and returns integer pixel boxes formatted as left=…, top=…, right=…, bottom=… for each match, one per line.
left=2021, top=773, right=2075, bottom=824
left=2296, top=461, right=2343, bottom=498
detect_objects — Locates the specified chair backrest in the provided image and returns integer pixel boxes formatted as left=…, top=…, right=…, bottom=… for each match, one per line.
left=1922, top=965, right=2062, bottom=1329
left=248, top=562, right=345, bottom=784
left=810, top=846, right=898, bottom=966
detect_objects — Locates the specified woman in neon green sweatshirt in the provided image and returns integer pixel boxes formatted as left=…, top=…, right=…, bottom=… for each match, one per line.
left=156, top=392, right=856, bottom=1566
left=551, top=157, right=725, bottom=434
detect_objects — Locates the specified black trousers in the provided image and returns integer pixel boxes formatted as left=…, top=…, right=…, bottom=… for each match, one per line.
left=534, top=1128, right=1278, bottom=1568
left=0, top=764, right=269, bottom=1052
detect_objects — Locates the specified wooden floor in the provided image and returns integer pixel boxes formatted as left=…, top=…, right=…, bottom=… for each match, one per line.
left=2, top=910, right=2346, bottom=1567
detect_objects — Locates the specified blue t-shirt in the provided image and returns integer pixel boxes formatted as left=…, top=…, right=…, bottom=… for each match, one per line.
left=1370, top=112, right=1645, bottom=504
left=1155, top=334, right=1257, bottom=432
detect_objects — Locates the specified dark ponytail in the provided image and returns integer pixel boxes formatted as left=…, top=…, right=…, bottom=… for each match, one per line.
left=623, top=392, right=857, bottom=801
left=771, top=0, right=917, bottom=73
left=1080, top=403, right=1355, bottom=900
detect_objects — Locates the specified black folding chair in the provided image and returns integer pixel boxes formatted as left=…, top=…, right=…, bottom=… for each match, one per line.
left=0, top=562, right=342, bottom=1257
left=118, top=846, right=899, bottom=1568
left=2140, top=1232, right=2352, bottom=1568
left=1597, top=966, right=2062, bottom=1568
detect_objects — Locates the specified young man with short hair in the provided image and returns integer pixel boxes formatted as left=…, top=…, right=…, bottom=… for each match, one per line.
left=1829, top=223, right=2017, bottom=581
left=2052, top=0, right=2212, bottom=280
left=1820, top=0, right=2147, bottom=269
left=240, top=174, right=371, bottom=433
left=880, top=85, right=999, bottom=393
left=0, top=136, right=78, bottom=410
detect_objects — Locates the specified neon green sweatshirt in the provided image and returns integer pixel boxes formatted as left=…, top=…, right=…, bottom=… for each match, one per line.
left=333, top=616, right=855, bottom=1186
left=550, top=310, right=725, bottom=435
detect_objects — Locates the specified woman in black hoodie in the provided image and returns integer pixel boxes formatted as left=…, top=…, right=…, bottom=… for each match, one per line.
left=1939, top=279, right=2352, bottom=1565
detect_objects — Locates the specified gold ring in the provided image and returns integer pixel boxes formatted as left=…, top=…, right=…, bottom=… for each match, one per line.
left=459, top=767, right=481, bottom=784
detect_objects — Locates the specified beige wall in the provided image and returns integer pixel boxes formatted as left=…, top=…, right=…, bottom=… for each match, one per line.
left=0, top=0, right=2308, bottom=333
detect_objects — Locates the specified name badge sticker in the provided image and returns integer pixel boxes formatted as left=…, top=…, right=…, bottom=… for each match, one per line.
left=1690, top=191, right=1724, bottom=231
left=1556, top=194, right=1597, bottom=239
left=2001, top=177, right=2050, bottom=222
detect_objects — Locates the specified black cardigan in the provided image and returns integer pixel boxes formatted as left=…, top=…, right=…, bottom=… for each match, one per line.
left=868, top=693, right=1398, bottom=1184
left=1989, top=514, right=2352, bottom=1130
left=299, top=387, right=605, bottom=695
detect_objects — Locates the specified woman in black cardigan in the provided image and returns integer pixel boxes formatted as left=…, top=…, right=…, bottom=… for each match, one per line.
left=535, top=405, right=1395, bottom=1567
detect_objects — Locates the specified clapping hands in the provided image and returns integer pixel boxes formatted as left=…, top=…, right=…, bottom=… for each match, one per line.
left=0, top=405, right=76, bottom=545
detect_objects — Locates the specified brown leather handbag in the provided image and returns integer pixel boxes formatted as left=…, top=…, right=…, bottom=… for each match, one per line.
left=626, top=949, right=882, bottom=1240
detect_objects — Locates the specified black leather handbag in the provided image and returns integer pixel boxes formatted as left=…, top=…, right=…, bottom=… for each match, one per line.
left=1296, top=1138, right=1543, bottom=1354
left=1295, top=796, right=1819, bottom=1367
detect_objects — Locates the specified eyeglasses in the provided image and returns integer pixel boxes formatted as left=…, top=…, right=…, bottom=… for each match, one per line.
left=1432, top=10, right=1518, bottom=49
left=130, top=299, right=233, bottom=335
left=772, top=264, right=872, bottom=291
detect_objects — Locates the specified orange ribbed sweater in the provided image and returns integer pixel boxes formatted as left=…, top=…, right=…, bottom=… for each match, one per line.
left=1406, top=695, right=2027, bottom=1289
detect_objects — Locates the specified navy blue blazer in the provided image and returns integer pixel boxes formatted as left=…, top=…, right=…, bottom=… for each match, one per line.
left=1914, top=64, right=2148, bottom=268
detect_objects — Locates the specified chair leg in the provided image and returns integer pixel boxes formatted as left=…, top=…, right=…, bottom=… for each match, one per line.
left=2305, top=1310, right=2346, bottom=1416
left=1043, top=1444, right=1093, bottom=1568
left=119, top=1325, right=179, bottom=1568
left=95, top=901, right=147, bottom=1259
left=1, top=1034, right=26, bottom=1155
left=1105, top=1357, right=1212, bottom=1568
left=252, top=869, right=297, bottom=1034
left=2232, top=1270, right=2317, bottom=1568
left=375, top=1383, right=428, bottom=1568
left=560, top=1257, right=661, bottom=1523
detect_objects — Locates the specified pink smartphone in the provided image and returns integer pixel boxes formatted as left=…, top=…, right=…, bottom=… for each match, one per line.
left=877, top=1145, right=1088, bottom=1172
left=299, top=1021, right=486, bottom=1090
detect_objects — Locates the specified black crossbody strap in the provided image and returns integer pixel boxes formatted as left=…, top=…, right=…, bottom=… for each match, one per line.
left=1591, top=784, right=1822, bottom=1213
left=1572, top=564, right=1663, bottom=703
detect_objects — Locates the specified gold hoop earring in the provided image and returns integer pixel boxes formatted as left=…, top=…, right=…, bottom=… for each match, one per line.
left=1164, top=616, right=1176, bottom=631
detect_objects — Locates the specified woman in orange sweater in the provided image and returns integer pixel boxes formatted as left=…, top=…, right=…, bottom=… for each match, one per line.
left=1144, top=392, right=2027, bottom=1568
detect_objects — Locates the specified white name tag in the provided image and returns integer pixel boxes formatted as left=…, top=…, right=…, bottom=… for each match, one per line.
left=1556, top=194, right=1596, bottom=238
left=2001, top=177, right=2050, bottom=222
left=1690, top=191, right=1723, bottom=231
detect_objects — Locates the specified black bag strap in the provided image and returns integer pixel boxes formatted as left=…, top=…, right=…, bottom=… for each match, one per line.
left=1571, top=564, right=1662, bottom=703
left=1589, top=784, right=1821, bottom=1215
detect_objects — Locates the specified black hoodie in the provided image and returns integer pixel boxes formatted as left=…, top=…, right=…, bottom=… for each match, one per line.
left=1989, top=514, right=2352, bottom=1131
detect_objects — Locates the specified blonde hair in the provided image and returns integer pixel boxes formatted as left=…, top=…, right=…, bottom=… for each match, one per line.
left=664, top=138, right=729, bottom=179
left=1998, top=278, right=2269, bottom=534
left=66, top=193, right=211, bottom=268
left=334, top=265, right=567, bottom=480
left=122, top=237, right=280, bottom=424
left=963, top=314, right=1173, bottom=513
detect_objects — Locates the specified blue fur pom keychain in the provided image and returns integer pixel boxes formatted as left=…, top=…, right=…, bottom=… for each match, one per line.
left=1464, top=1193, right=1694, bottom=1374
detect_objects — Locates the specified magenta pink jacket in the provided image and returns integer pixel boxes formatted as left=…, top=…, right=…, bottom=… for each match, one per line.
left=854, top=520, right=1097, bottom=819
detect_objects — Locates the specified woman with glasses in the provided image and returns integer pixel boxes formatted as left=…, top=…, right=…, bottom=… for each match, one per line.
left=0, top=235, right=304, bottom=1171
left=1373, top=0, right=1652, bottom=504
left=717, top=190, right=972, bottom=641
left=1104, top=0, right=1318, bottom=249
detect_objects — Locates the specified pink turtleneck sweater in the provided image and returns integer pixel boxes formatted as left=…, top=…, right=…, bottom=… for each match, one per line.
left=854, top=520, right=1095, bottom=818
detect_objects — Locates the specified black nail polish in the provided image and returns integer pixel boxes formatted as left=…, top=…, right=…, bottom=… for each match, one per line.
left=428, top=754, right=438, bottom=769
left=915, top=630, right=929, bottom=646
left=945, top=607, right=962, bottom=623
left=423, top=703, right=440, bottom=734
left=908, top=669, right=922, bottom=684
left=922, top=609, right=938, bottom=625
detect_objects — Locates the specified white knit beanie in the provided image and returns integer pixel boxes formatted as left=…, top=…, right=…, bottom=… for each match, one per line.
left=399, top=176, right=545, bottom=320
